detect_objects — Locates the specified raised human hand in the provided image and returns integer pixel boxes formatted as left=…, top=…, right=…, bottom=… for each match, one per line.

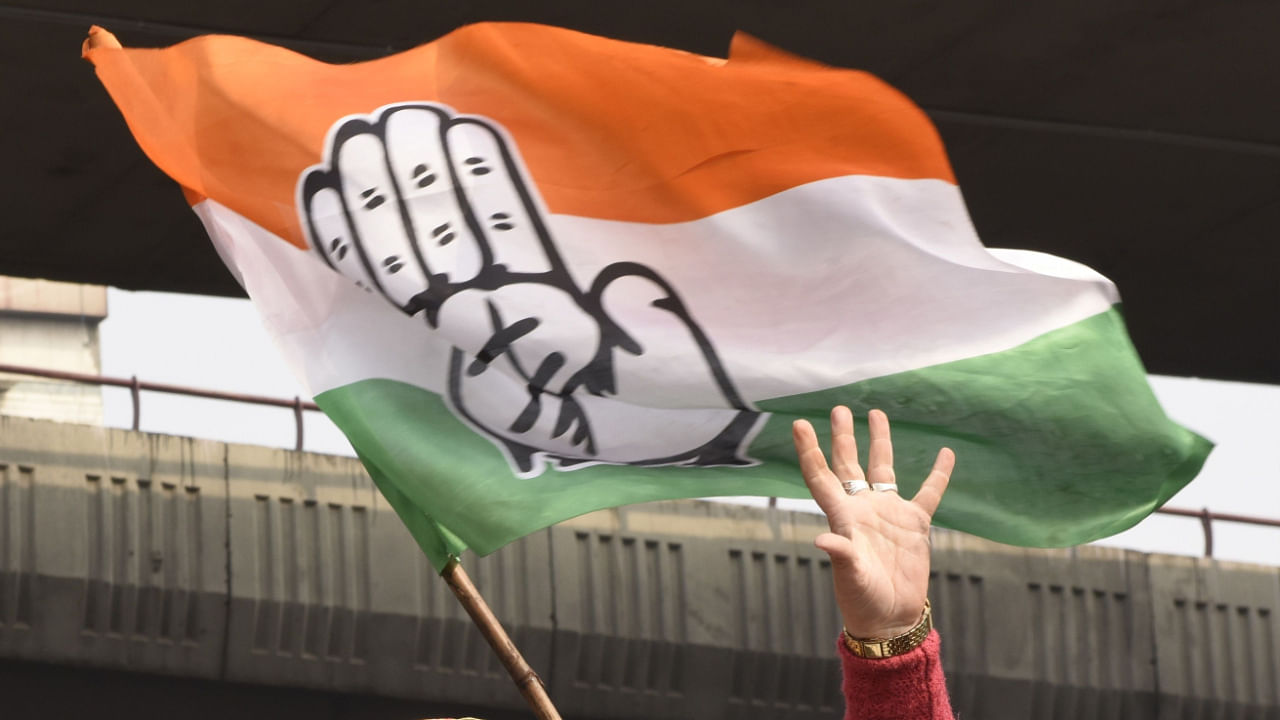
left=792, top=407, right=953, bottom=639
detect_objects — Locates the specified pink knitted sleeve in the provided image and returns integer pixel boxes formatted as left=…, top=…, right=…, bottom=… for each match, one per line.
left=838, top=629, right=953, bottom=720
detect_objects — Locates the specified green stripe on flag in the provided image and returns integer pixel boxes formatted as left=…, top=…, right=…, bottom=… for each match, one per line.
left=758, top=306, right=1211, bottom=547
left=354, top=448, right=467, bottom=572
left=316, top=306, right=1210, bottom=568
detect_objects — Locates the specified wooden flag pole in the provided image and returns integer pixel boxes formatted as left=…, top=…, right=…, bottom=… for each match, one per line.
left=441, top=559, right=563, bottom=720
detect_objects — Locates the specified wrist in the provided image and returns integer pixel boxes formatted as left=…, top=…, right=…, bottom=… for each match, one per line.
left=846, top=619, right=916, bottom=638
left=842, top=600, right=932, bottom=659
left=842, top=599, right=926, bottom=640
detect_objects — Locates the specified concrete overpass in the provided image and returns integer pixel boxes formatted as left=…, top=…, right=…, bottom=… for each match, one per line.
left=0, top=414, right=1276, bottom=718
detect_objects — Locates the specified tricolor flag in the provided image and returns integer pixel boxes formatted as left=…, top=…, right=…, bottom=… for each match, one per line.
left=85, top=23, right=1210, bottom=570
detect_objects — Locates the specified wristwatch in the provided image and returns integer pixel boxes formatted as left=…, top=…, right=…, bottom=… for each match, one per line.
left=842, top=600, right=932, bottom=659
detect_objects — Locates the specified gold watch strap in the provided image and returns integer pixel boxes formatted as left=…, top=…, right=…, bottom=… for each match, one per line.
left=842, top=600, right=932, bottom=659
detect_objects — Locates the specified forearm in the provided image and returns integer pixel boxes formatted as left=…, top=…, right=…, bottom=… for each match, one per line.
left=839, top=629, right=953, bottom=720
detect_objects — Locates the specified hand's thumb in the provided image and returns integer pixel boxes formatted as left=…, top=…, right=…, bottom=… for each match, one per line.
left=814, top=532, right=860, bottom=574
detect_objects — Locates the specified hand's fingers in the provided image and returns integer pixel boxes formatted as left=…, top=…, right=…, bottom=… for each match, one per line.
left=792, top=419, right=847, bottom=517
left=829, top=406, right=866, bottom=484
left=444, top=119, right=554, bottom=275
left=911, top=447, right=955, bottom=518
left=381, top=106, right=486, bottom=285
left=302, top=171, right=378, bottom=292
left=331, top=121, right=435, bottom=309
left=866, top=409, right=896, bottom=486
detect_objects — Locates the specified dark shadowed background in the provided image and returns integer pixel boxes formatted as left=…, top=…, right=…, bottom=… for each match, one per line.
left=1, top=0, right=1276, bottom=382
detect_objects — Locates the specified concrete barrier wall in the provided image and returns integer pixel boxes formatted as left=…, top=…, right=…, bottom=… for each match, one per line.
left=0, top=417, right=226, bottom=680
left=550, top=503, right=846, bottom=719
left=220, top=441, right=555, bottom=714
left=1148, top=554, right=1280, bottom=718
left=928, top=531, right=1159, bottom=718
left=1, top=415, right=1277, bottom=719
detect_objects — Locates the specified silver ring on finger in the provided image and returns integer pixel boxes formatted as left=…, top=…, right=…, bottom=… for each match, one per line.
left=872, top=483, right=900, bottom=493
left=842, top=479, right=871, bottom=495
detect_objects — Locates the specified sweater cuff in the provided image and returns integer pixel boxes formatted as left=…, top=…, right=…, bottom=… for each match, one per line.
left=838, top=629, right=952, bottom=720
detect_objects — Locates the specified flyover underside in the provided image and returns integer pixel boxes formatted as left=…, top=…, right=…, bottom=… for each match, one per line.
left=0, top=415, right=1277, bottom=719
left=1, top=2, right=1278, bottom=383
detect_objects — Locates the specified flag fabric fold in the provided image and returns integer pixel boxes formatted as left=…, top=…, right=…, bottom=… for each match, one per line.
left=85, top=22, right=1211, bottom=570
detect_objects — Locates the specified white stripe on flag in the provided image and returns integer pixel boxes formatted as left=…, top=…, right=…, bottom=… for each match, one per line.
left=196, top=173, right=1118, bottom=403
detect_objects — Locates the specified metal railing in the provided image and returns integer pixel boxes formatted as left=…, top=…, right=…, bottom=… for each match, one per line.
left=1, top=361, right=1276, bottom=557
left=0, top=362, right=320, bottom=451
left=1150, top=506, right=1280, bottom=558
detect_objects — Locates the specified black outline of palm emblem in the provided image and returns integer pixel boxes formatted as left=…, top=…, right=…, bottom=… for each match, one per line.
left=299, top=102, right=761, bottom=476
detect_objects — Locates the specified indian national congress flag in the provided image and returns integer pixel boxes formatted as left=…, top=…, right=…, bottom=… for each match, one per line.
left=85, top=23, right=1210, bottom=570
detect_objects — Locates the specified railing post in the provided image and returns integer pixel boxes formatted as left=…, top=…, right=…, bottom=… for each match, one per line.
left=1200, top=507, right=1214, bottom=557
left=130, top=374, right=141, bottom=431
left=293, top=395, right=304, bottom=452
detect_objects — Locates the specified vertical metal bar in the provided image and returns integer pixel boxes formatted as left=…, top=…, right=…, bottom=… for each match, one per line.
left=293, top=396, right=304, bottom=452
left=768, top=496, right=778, bottom=508
left=1200, top=507, right=1214, bottom=557
left=130, top=375, right=141, bottom=431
